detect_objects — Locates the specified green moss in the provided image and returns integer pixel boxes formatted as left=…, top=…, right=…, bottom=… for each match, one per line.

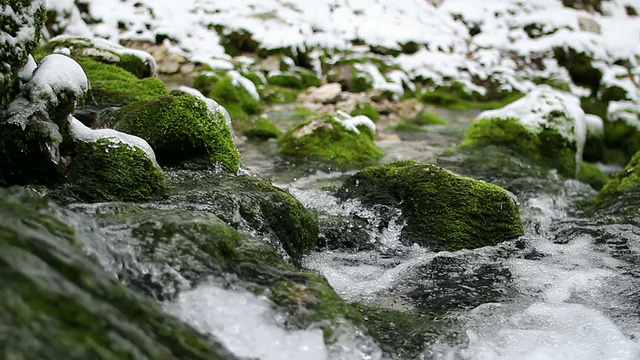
left=421, top=86, right=524, bottom=110
left=77, top=57, right=167, bottom=106
left=0, top=188, right=235, bottom=359
left=351, top=102, right=380, bottom=122
left=192, top=73, right=220, bottom=95
left=592, top=150, right=640, bottom=215
left=351, top=73, right=373, bottom=93
left=261, top=85, right=300, bottom=104
left=208, top=75, right=261, bottom=119
left=267, top=73, right=304, bottom=89
left=337, top=160, right=524, bottom=251
left=600, top=85, right=628, bottom=102
left=298, top=69, right=322, bottom=88
left=234, top=116, right=282, bottom=140
left=114, top=95, right=241, bottom=170
left=414, top=111, right=447, bottom=125
left=386, top=122, right=427, bottom=132
left=578, top=162, right=609, bottom=190
left=62, top=139, right=166, bottom=203
left=604, top=120, right=640, bottom=162
left=278, top=116, right=384, bottom=166
left=242, top=72, right=264, bottom=87
left=554, top=47, right=602, bottom=93
left=293, top=106, right=317, bottom=117
left=352, top=303, right=444, bottom=358
left=461, top=117, right=578, bottom=177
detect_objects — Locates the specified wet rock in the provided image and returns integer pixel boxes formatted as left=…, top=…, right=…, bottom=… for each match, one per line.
left=0, top=187, right=237, bottom=359
left=578, top=17, right=601, bottom=34
left=337, top=160, right=524, bottom=251
left=318, top=214, right=374, bottom=251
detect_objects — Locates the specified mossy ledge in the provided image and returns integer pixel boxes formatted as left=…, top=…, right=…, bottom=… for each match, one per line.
left=337, top=160, right=524, bottom=251
left=592, top=150, right=640, bottom=215
left=111, top=94, right=241, bottom=171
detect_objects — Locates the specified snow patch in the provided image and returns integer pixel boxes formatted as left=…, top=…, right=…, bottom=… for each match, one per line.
left=334, top=110, right=377, bottom=135
left=228, top=70, right=260, bottom=101
left=26, top=54, right=88, bottom=106
left=608, top=101, right=640, bottom=129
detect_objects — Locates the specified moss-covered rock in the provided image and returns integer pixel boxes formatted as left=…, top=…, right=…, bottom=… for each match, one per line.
left=0, top=0, right=47, bottom=107
left=461, top=86, right=587, bottom=178
left=327, top=62, right=373, bottom=93
left=0, top=187, right=236, bottom=359
left=77, top=57, right=167, bottom=107
left=336, top=160, right=524, bottom=251
left=577, top=162, right=609, bottom=191
left=36, top=36, right=156, bottom=79
left=554, top=47, right=602, bottom=93
left=60, top=138, right=166, bottom=203
left=261, top=85, right=300, bottom=104
left=278, top=115, right=383, bottom=166
left=421, top=82, right=523, bottom=110
left=415, top=111, right=447, bottom=125
left=208, top=75, right=261, bottom=119
left=109, top=94, right=241, bottom=170
left=351, top=102, right=380, bottom=122
left=592, top=150, right=640, bottom=215
left=233, top=115, right=281, bottom=140
left=604, top=101, right=640, bottom=163
left=267, top=72, right=305, bottom=89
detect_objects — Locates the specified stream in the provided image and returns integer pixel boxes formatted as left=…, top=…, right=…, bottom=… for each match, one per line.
left=72, top=105, right=640, bottom=360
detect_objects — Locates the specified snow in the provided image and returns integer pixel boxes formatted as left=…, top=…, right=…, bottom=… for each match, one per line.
left=175, top=86, right=233, bottom=132
left=608, top=101, right=640, bottom=129
left=334, top=110, right=377, bottom=135
left=26, top=54, right=88, bottom=106
left=18, top=55, right=37, bottom=84
left=584, top=114, right=604, bottom=139
left=476, top=85, right=587, bottom=173
left=70, top=116, right=159, bottom=168
left=228, top=70, right=260, bottom=101
left=354, top=63, right=404, bottom=98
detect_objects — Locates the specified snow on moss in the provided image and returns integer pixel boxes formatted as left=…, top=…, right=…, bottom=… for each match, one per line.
left=228, top=70, right=260, bottom=101
left=354, top=63, right=404, bottom=99
left=25, top=54, right=88, bottom=106
left=70, top=116, right=159, bottom=168
left=334, top=110, right=376, bottom=135
left=584, top=114, right=604, bottom=139
left=175, top=85, right=234, bottom=133
left=608, top=101, right=640, bottom=129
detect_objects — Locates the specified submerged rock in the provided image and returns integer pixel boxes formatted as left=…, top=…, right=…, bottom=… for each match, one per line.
left=278, top=113, right=383, bottom=166
left=337, top=160, right=524, bottom=251
left=105, top=94, right=241, bottom=171
left=0, top=187, right=237, bottom=359
left=462, top=85, right=587, bottom=178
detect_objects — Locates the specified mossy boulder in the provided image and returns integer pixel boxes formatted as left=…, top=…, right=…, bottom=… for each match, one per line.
left=0, top=187, right=237, bottom=359
left=93, top=205, right=359, bottom=343
left=420, top=82, right=523, bottom=110
left=261, top=85, right=300, bottom=104
left=577, top=162, right=609, bottom=191
left=0, top=0, right=47, bottom=107
left=233, top=115, right=281, bottom=140
left=208, top=75, right=261, bottom=119
left=267, top=72, right=305, bottom=89
left=336, top=160, right=524, bottom=251
left=60, top=137, right=166, bottom=203
left=77, top=57, right=167, bottom=107
left=37, top=36, right=156, bottom=79
left=107, top=94, right=241, bottom=170
left=592, top=150, right=640, bottom=215
left=278, top=115, right=383, bottom=166
left=461, top=85, right=587, bottom=178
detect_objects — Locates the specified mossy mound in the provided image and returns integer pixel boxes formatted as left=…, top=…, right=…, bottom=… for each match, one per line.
left=0, top=187, right=236, bottom=359
left=208, top=75, right=261, bottom=119
left=351, top=102, right=380, bottom=122
left=577, top=162, right=609, bottom=191
left=261, top=85, right=300, bottom=104
left=592, top=150, right=640, bottom=215
left=233, top=116, right=281, bottom=140
left=111, top=94, right=241, bottom=170
left=415, top=111, right=447, bottom=125
left=77, top=57, right=167, bottom=107
left=278, top=115, right=383, bottom=166
left=60, top=138, right=166, bottom=203
left=337, top=160, right=524, bottom=251
left=421, top=82, right=523, bottom=110
left=37, top=36, right=156, bottom=78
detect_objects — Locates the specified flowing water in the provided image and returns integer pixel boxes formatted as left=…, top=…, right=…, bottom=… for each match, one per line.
left=71, top=105, right=640, bottom=359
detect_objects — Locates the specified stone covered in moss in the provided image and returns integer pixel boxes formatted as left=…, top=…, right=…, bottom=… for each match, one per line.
left=604, top=101, right=640, bottom=163
left=327, top=62, right=373, bottom=93
left=77, top=57, right=167, bottom=107
left=593, top=150, right=640, bottom=215
left=61, top=137, right=166, bottom=203
left=0, top=0, right=47, bottom=107
left=421, top=82, right=523, bottom=110
left=351, top=101, right=380, bottom=122
left=208, top=75, right=261, bottom=118
left=0, top=187, right=237, bottom=359
left=461, top=85, right=586, bottom=177
left=278, top=115, right=383, bottom=166
left=37, top=36, right=156, bottom=78
left=262, top=85, right=300, bottom=104
left=110, top=94, right=241, bottom=170
left=337, top=160, right=524, bottom=251
left=577, top=162, right=609, bottom=190
left=234, top=115, right=281, bottom=140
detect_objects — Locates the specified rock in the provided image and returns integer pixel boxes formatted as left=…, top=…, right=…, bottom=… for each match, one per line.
left=318, top=214, right=374, bottom=251
left=327, top=62, right=373, bottom=93
left=578, top=17, right=601, bottom=34
left=397, top=98, right=424, bottom=120
left=0, top=187, right=237, bottom=359
left=0, top=0, right=46, bottom=106
left=300, top=83, right=343, bottom=104
left=53, top=117, right=166, bottom=203
left=104, top=94, right=241, bottom=170
left=337, top=160, right=524, bottom=251
left=233, top=115, right=281, bottom=140
left=278, top=113, right=383, bottom=166
left=592, top=149, right=640, bottom=216
left=461, top=85, right=587, bottom=178
left=604, top=101, right=640, bottom=161
left=38, top=36, right=157, bottom=78
left=577, top=162, right=610, bottom=190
